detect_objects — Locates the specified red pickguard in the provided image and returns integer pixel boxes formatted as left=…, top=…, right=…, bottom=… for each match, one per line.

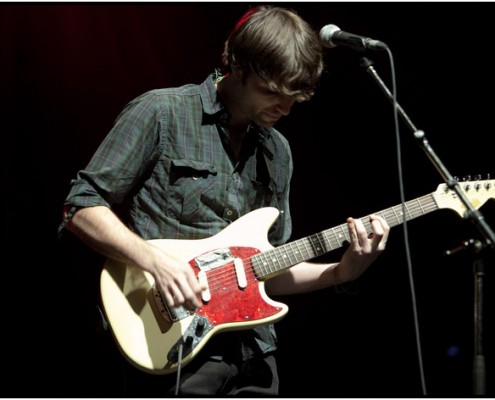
left=191, top=246, right=282, bottom=326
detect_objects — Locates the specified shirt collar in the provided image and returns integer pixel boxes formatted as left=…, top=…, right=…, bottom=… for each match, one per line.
left=200, top=71, right=273, bottom=158
left=200, top=71, right=229, bottom=125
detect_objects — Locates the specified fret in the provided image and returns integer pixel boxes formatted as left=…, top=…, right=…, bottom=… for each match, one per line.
left=338, top=224, right=349, bottom=244
left=285, top=241, right=298, bottom=265
left=331, top=227, right=342, bottom=247
left=416, top=198, right=426, bottom=215
left=389, top=205, right=402, bottom=226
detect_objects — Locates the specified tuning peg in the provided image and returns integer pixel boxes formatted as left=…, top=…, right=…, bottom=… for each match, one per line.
left=462, top=175, right=472, bottom=182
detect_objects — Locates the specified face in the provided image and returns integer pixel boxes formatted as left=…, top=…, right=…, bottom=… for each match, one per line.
left=234, top=71, right=301, bottom=128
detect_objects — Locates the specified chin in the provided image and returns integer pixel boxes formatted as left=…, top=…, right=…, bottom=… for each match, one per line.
left=258, top=117, right=279, bottom=128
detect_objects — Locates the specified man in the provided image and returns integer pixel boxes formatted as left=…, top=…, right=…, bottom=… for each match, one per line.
left=60, top=5, right=389, bottom=396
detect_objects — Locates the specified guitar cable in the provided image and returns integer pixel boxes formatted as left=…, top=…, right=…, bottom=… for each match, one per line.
left=361, top=50, right=427, bottom=395
left=174, top=343, right=183, bottom=395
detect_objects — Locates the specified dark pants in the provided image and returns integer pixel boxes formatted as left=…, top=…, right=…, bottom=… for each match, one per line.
left=168, top=353, right=279, bottom=396
left=121, top=352, right=279, bottom=397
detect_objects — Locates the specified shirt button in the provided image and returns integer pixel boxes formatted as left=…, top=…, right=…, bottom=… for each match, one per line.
left=226, top=209, right=233, bottom=216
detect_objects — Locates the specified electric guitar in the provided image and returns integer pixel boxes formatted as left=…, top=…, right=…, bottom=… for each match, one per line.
left=100, top=179, right=495, bottom=375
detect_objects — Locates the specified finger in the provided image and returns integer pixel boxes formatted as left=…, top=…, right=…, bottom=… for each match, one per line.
left=346, top=217, right=359, bottom=245
left=187, top=269, right=208, bottom=306
left=370, top=218, right=384, bottom=237
left=371, top=214, right=390, bottom=230
left=158, top=283, right=184, bottom=309
left=170, top=284, right=186, bottom=307
left=161, top=289, right=176, bottom=309
left=174, top=275, right=202, bottom=308
left=369, top=215, right=388, bottom=250
left=352, top=217, right=369, bottom=248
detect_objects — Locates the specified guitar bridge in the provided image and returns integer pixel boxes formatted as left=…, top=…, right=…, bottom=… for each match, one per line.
left=151, top=285, right=192, bottom=323
left=167, top=314, right=213, bottom=363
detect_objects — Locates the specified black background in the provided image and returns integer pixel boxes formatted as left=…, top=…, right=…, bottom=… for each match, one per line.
left=2, top=2, right=495, bottom=397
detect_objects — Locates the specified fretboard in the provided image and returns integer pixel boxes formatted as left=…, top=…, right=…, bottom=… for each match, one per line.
left=251, top=192, right=439, bottom=280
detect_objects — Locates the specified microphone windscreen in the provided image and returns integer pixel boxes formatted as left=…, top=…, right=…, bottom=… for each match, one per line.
left=319, top=24, right=341, bottom=48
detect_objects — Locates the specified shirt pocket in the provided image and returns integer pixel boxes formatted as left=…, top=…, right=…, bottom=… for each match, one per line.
left=169, top=158, right=218, bottom=223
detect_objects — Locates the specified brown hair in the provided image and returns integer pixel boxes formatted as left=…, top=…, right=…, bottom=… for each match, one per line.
left=221, top=5, right=324, bottom=101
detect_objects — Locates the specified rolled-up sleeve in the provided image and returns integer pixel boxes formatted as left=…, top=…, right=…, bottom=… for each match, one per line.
left=64, top=91, right=164, bottom=210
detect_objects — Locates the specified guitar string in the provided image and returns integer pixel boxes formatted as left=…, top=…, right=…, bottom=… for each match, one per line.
left=204, top=180, right=493, bottom=291
left=200, top=193, right=440, bottom=293
left=163, top=183, right=491, bottom=320
left=202, top=195, right=439, bottom=292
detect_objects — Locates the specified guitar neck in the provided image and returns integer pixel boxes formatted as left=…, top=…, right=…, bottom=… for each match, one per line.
left=252, top=192, right=439, bottom=280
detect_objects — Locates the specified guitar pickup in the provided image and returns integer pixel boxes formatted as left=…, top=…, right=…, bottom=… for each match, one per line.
left=234, top=258, right=247, bottom=289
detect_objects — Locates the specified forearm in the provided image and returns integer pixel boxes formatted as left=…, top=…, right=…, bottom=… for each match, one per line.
left=66, top=205, right=205, bottom=309
left=264, top=250, right=372, bottom=296
left=65, top=206, right=155, bottom=270
left=264, top=261, right=341, bottom=296
left=266, top=215, right=389, bottom=296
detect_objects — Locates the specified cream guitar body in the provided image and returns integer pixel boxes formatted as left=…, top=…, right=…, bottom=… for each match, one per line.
left=101, top=179, right=495, bottom=375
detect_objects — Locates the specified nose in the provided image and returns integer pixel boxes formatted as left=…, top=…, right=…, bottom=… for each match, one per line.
left=276, top=95, right=295, bottom=116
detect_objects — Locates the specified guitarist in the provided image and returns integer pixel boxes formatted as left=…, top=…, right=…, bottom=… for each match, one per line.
left=59, top=5, right=390, bottom=396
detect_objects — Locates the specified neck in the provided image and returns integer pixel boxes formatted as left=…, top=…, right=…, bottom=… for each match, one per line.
left=216, top=74, right=251, bottom=134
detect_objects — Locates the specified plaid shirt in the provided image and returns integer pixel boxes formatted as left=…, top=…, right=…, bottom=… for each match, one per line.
left=63, top=72, right=294, bottom=360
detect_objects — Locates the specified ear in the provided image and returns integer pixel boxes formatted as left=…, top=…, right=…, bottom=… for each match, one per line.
left=232, top=65, right=244, bottom=82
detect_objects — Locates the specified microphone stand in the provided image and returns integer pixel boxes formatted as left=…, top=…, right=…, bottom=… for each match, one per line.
left=359, top=56, right=495, bottom=248
left=445, top=239, right=487, bottom=395
left=359, top=56, right=494, bottom=395
left=472, top=244, right=487, bottom=396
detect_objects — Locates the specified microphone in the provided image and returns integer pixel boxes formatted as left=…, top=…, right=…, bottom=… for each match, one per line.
left=319, top=24, right=387, bottom=51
